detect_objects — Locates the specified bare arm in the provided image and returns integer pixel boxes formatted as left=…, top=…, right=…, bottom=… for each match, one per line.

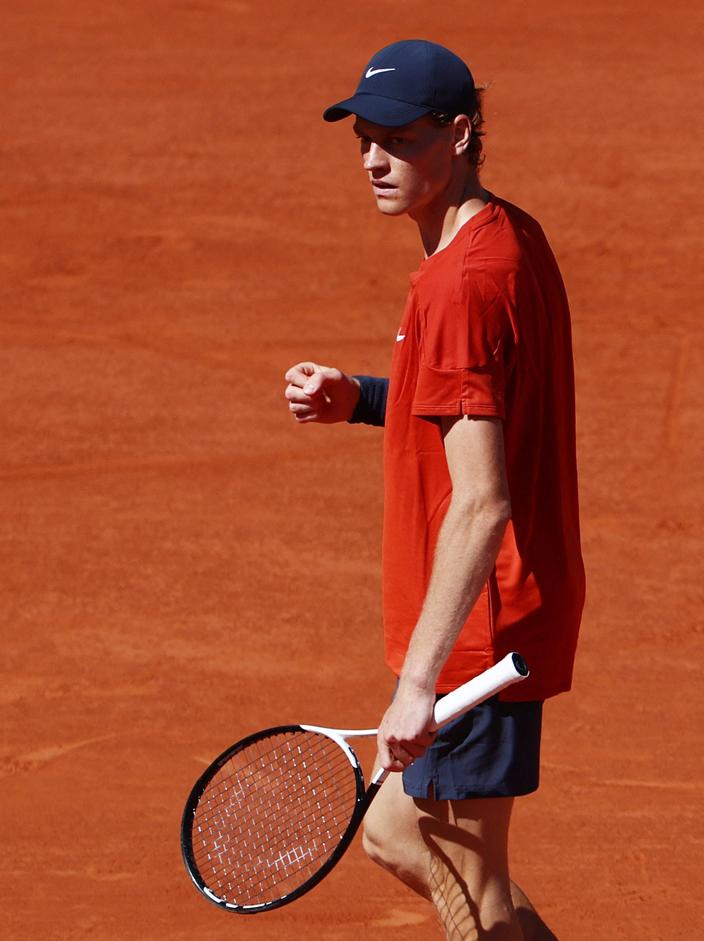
left=377, top=414, right=512, bottom=772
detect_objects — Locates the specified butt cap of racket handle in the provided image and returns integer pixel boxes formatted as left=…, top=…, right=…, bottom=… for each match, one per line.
left=433, top=652, right=530, bottom=728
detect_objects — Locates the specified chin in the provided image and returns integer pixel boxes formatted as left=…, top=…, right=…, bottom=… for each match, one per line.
left=374, top=196, right=410, bottom=217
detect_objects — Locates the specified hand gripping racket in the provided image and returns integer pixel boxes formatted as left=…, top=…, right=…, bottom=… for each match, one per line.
left=181, top=652, right=529, bottom=914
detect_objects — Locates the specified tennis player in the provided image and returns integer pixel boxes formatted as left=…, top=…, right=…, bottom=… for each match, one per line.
left=284, top=40, right=584, bottom=941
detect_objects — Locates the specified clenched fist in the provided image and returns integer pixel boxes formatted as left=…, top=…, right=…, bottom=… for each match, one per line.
left=284, top=361, right=361, bottom=424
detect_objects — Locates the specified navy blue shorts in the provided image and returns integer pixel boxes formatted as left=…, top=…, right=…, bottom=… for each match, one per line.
left=402, top=694, right=543, bottom=800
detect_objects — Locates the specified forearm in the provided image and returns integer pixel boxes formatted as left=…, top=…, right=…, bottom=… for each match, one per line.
left=399, top=497, right=510, bottom=693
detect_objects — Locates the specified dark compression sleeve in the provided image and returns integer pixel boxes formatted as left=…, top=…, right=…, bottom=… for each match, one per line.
left=348, top=375, right=389, bottom=427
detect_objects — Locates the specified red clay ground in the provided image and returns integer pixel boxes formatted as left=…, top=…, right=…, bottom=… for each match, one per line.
left=1, top=1, right=702, bottom=938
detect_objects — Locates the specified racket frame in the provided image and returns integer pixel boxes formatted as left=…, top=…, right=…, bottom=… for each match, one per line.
left=181, top=724, right=373, bottom=914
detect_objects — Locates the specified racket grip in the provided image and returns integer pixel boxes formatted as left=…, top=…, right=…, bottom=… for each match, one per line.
left=433, top=653, right=529, bottom=728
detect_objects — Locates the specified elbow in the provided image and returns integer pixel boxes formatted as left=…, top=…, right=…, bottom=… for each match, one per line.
left=485, top=497, right=512, bottom=535
left=450, top=492, right=512, bottom=531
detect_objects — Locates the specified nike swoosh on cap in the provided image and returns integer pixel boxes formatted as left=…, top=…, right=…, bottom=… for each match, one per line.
left=396, top=333, right=406, bottom=342
left=365, top=67, right=396, bottom=78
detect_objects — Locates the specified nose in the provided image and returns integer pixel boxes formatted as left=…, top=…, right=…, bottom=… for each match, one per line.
left=363, top=142, right=388, bottom=174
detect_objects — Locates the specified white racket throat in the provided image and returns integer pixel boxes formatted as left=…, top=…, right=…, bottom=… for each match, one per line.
left=300, top=725, right=378, bottom=739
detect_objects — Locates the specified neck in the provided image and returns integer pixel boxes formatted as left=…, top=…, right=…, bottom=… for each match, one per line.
left=411, top=170, right=489, bottom=257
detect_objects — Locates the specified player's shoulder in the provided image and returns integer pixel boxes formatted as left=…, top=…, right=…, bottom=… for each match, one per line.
left=485, top=195, right=548, bottom=243
left=468, top=195, right=553, bottom=276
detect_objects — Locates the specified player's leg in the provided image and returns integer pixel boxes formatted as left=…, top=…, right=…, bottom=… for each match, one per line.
left=362, top=764, right=432, bottom=898
left=364, top=772, right=535, bottom=939
left=363, top=774, right=558, bottom=939
left=418, top=792, right=520, bottom=940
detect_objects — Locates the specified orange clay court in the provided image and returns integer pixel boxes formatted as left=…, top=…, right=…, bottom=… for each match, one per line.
left=1, top=2, right=702, bottom=938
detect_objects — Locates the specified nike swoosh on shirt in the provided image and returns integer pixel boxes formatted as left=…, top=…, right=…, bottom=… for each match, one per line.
left=365, top=67, right=396, bottom=78
left=396, top=333, right=406, bottom=342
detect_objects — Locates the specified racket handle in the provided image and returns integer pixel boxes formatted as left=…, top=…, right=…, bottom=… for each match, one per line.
left=433, top=652, right=529, bottom=728
left=370, top=653, right=530, bottom=787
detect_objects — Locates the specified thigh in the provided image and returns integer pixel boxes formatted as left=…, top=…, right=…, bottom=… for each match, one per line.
left=364, top=757, right=514, bottom=889
left=416, top=793, right=514, bottom=884
left=419, top=795, right=518, bottom=940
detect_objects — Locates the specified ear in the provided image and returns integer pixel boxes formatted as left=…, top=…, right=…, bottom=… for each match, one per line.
left=451, top=114, right=472, bottom=157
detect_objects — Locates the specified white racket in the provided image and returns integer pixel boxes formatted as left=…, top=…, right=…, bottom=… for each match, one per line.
left=181, top=652, right=529, bottom=913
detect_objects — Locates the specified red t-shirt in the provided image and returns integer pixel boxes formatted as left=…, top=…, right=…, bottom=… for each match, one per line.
left=382, top=195, right=585, bottom=700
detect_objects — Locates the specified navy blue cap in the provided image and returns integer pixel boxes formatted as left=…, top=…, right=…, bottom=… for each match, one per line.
left=323, top=39, right=476, bottom=127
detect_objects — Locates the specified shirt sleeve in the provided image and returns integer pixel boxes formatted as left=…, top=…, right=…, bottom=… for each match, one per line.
left=411, top=268, right=512, bottom=419
left=348, top=375, right=389, bottom=427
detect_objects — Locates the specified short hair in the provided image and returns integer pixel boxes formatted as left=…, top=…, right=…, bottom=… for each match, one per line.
left=429, top=86, right=487, bottom=171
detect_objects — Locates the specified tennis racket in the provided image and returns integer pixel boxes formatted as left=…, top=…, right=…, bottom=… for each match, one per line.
left=181, top=651, right=529, bottom=914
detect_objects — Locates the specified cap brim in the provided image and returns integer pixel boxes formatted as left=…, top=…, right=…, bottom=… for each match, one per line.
left=323, top=94, right=431, bottom=127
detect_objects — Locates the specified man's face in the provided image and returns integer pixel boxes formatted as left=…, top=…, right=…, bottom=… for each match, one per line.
left=352, top=115, right=457, bottom=218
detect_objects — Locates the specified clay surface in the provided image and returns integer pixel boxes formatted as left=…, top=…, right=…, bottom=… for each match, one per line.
left=1, top=2, right=702, bottom=938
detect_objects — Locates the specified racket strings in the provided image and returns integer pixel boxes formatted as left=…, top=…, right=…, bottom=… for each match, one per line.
left=192, top=742, right=353, bottom=829
left=188, top=729, right=360, bottom=908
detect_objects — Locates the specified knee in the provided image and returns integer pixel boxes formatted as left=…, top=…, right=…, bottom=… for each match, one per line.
left=361, top=794, right=432, bottom=899
left=362, top=811, right=414, bottom=879
left=361, top=817, right=414, bottom=883
left=361, top=817, right=394, bottom=871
